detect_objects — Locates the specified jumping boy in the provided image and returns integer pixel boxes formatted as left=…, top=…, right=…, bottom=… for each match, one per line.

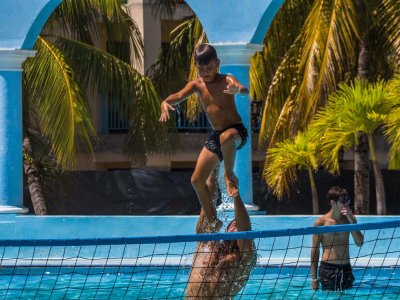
left=311, top=186, right=364, bottom=291
left=159, top=44, right=249, bottom=231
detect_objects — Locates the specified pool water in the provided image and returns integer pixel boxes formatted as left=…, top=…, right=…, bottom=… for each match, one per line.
left=1, top=267, right=399, bottom=299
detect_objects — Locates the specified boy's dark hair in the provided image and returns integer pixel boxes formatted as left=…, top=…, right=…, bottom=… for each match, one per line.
left=326, top=186, right=348, bottom=205
left=194, top=44, right=218, bottom=65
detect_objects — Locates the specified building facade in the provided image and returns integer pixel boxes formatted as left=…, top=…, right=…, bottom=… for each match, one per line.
left=75, top=0, right=390, bottom=173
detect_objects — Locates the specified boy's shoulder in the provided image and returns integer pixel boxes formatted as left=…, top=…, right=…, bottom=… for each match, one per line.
left=314, top=214, right=332, bottom=227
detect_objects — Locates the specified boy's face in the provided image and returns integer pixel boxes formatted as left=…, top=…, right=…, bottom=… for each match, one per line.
left=196, top=59, right=219, bottom=83
left=331, top=195, right=351, bottom=211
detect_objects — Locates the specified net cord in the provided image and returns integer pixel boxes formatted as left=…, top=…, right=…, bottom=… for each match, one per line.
left=1, top=220, right=399, bottom=247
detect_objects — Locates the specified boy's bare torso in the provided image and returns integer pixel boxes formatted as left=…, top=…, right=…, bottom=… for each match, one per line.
left=318, top=214, right=351, bottom=265
left=194, top=74, right=242, bottom=130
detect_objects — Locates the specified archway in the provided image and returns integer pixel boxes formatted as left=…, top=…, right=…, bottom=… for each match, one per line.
left=0, top=0, right=63, bottom=213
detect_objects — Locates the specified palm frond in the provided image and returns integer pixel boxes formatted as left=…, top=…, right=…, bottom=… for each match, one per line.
left=47, top=0, right=143, bottom=64
left=23, top=132, right=62, bottom=193
left=293, top=0, right=359, bottom=129
left=24, top=36, right=96, bottom=169
left=265, top=130, right=319, bottom=198
left=375, top=0, right=400, bottom=70
left=310, top=78, right=390, bottom=173
left=250, top=0, right=313, bottom=101
left=55, top=36, right=176, bottom=164
left=259, top=0, right=360, bottom=150
left=385, top=73, right=400, bottom=169
left=124, top=75, right=178, bottom=164
left=258, top=36, right=302, bottom=148
left=147, top=16, right=206, bottom=120
left=149, top=0, right=181, bottom=19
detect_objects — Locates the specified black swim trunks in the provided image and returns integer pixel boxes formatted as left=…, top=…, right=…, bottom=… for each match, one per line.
left=319, top=261, right=355, bottom=291
left=204, top=123, right=248, bottom=161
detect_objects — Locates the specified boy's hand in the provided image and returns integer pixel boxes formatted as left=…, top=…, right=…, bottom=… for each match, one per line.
left=341, top=205, right=356, bottom=223
left=224, top=83, right=240, bottom=94
left=159, top=101, right=175, bottom=122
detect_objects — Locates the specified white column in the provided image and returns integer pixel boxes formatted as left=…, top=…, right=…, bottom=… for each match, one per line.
left=214, top=44, right=262, bottom=211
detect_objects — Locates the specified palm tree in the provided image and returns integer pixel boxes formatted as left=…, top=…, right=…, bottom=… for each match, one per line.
left=265, top=130, right=320, bottom=214
left=310, top=78, right=395, bottom=215
left=143, top=0, right=400, bottom=212
left=23, top=0, right=173, bottom=213
left=254, top=0, right=400, bottom=213
left=385, top=73, right=400, bottom=170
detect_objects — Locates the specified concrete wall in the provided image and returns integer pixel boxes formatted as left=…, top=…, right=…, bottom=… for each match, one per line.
left=76, top=132, right=264, bottom=171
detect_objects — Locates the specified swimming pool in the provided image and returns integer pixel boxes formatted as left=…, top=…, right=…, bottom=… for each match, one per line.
left=1, top=215, right=399, bottom=299
left=1, top=266, right=399, bottom=299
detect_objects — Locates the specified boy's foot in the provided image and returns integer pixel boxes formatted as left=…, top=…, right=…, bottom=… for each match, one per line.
left=224, top=173, right=239, bottom=197
left=206, top=218, right=223, bottom=233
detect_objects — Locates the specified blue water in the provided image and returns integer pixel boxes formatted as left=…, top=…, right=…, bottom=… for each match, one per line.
left=0, top=267, right=399, bottom=299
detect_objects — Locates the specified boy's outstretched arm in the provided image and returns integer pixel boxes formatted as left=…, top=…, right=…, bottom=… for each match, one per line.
left=159, top=81, right=197, bottom=122
left=224, top=75, right=249, bottom=96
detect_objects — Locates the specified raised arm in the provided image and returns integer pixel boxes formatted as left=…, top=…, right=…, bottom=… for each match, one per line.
left=159, top=80, right=198, bottom=122
left=233, top=195, right=252, bottom=253
left=224, top=75, right=249, bottom=96
left=342, top=206, right=364, bottom=247
left=349, top=220, right=364, bottom=247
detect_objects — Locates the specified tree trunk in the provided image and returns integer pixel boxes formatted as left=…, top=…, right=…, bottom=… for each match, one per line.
left=354, top=0, right=370, bottom=214
left=354, top=132, right=370, bottom=214
left=368, top=135, right=386, bottom=215
left=23, top=137, right=47, bottom=215
left=308, top=168, right=319, bottom=214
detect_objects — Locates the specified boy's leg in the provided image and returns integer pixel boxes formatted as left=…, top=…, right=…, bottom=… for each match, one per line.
left=219, top=128, right=242, bottom=197
left=191, top=147, right=221, bottom=231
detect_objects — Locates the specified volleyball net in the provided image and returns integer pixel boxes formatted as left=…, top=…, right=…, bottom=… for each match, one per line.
left=0, top=220, right=399, bottom=299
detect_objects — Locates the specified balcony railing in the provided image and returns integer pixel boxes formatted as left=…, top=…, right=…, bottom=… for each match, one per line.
left=103, top=100, right=263, bottom=134
left=102, top=96, right=130, bottom=133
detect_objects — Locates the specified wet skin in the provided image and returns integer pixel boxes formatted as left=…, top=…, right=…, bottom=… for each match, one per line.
left=159, top=59, right=249, bottom=227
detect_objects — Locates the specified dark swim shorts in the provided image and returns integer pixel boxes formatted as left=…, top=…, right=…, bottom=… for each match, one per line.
left=204, top=123, right=248, bottom=161
left=319, top=261, right=355, bottom=291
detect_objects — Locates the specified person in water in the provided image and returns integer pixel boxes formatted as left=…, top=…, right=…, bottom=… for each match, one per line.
left=311, top=186, right=364, bottom=291
left=159, top=43, right=249, bottom=232
left=186, top=193, right=256, bottom=299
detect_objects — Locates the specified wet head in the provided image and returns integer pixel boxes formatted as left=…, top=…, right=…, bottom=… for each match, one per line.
left=195, top=44, right=220, bottom=83
left=326, top=186, right=351, bottom=208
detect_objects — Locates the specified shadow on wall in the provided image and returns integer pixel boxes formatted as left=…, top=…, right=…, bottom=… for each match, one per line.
left=23, top=170, right=400, bottom=215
